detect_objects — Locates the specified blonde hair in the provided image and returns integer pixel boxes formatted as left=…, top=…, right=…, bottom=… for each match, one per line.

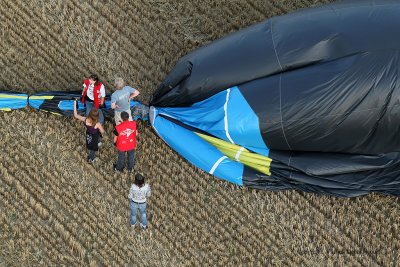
left=114, top=77, right=125, bottom=89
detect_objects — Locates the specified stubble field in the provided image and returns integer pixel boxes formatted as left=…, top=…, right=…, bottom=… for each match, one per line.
left=1, top=0, right=400, bottom=266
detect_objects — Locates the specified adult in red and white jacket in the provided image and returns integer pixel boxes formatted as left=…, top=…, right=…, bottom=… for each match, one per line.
left=81, top=74, right=106, bottom=125
left=113, top=111, right=137, bottom=172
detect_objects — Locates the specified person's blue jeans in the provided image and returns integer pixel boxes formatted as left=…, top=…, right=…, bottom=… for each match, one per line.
left=85, top=101, right=104, bottom=125
left=116, top=149, right=135, bottom=171
left=130, top=200, right=147, bottom=227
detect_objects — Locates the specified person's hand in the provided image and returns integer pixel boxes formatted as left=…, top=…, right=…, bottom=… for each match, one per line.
left=111, top=102, right=120, bottom=109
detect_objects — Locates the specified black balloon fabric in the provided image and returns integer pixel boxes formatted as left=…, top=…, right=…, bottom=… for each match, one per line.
left=151, top=0, right=400, bottom=197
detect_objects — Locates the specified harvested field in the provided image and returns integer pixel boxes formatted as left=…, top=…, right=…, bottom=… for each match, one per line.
left=1, top=0, right=400, bottom=266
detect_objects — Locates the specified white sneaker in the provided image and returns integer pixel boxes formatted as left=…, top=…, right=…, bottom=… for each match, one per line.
left=98, top=142, right=103, bottom=148
left=140, top=223, right=147, bottom=230
left=131, top=224, right=136, bottom=230
left=88, top=158, right=97, bottom=164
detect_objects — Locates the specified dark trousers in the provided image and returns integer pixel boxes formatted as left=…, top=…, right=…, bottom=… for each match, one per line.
left=88, top=150, right=96, bottom=160
left=116, top=149, right=135, bottom=171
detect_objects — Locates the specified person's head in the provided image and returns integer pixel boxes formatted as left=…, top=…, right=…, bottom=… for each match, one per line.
left=134, top=173, right=145, bottom=187
left=88, top=108, right=99, bottom=125
left=121, top=111, right=129, bottom=122
left=114, top=77, right=125, bottom=90
left=88, top=74, right=100, bottom=85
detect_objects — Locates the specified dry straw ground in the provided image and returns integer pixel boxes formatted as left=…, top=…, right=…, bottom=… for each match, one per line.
left=1, top=0, right=399, bottom=266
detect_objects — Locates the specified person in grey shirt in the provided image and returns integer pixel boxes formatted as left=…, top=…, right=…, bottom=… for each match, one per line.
left=111, top=77, right=140, bottom=125
left=128, top=173, right=151, bottom=230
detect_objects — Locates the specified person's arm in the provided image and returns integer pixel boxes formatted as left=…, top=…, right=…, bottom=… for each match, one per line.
left=96, top=123, right=105, bottom=134
left=146, top=185, right=151, bottom=198
left=81, top=83, right=86, bottom=103
left=129, top=89, right=140, bottom=100
left=100, top=84, right=106, bottom=106
left=113, top=128, right=118, bottom=144
left=128, top=185, right=134, bottom=200
left=73, top=100, right=86, bottom=122
left=111, top=94, right=119, bottom=109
